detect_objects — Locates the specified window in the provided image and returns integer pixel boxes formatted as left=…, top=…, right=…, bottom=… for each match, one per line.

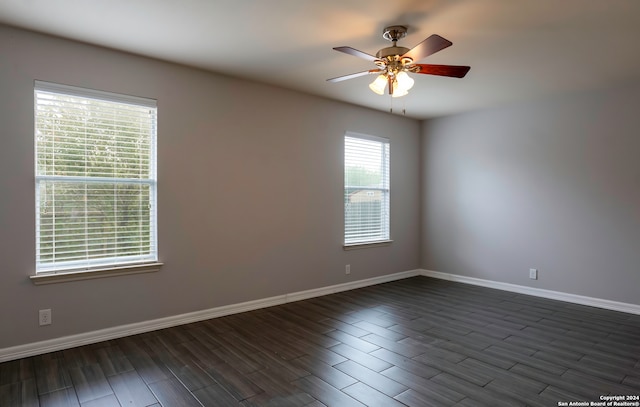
left=344, top=133, right=390, bottom=245
left=35, top=81, right=158, bottom=274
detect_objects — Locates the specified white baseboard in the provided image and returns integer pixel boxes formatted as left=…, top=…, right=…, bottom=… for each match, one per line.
left=420, top=269, right=640, bottom=315
left=0, top=269, right=421, bottom=362
left=285, top=269, right=420, bottom=303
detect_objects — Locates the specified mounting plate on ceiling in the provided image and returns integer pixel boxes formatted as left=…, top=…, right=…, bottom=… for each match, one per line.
left=382, top=25, right=408, bottom=42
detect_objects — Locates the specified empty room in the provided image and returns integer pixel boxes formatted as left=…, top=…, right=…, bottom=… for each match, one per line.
left=0, top=0, right=639, bottom=406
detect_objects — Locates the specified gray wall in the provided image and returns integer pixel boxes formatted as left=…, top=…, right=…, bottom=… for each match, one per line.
left=0, top=25, right=421, bottom=349
left=421, top=83, right=640, bottom=304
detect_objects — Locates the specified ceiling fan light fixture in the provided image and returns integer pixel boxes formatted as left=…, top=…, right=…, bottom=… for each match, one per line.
left=391, top=83, right=409, bottom=98
left=396, top=71, right=414, bottom=91
left=369, top=74, right=387, bottom=95
left=390, top=71, right=413, bottom=98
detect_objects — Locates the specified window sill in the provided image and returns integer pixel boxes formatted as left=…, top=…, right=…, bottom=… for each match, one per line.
left=343, top=240, right=393, bottom=250
left=30, top=262, right=163, bottom=285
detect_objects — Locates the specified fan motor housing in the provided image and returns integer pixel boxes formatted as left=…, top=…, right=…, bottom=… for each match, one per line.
left=376, top=46, right=410, bottom=59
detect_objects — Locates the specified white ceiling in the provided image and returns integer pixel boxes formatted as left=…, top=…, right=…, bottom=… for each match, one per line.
left=1, top=0, right=640, bottom=119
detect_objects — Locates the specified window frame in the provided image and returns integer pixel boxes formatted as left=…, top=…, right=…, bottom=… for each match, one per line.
left=343, top=132, right=392, bottom=249
left=32, top=81, right=161, bottom=283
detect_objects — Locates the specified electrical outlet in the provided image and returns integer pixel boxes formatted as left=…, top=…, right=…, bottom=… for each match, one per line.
left=345, top=264, right=351, bottom=275
left=39, top=309, right=52, bottom=326
left=529, top=268, right=538, bottom=280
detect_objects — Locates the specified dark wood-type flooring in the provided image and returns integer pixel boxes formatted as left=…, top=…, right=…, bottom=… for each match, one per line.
left=2, top=276, right=640, bottom=406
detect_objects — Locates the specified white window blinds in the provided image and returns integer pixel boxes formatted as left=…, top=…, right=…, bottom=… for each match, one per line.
left=344, top=133, right=390, bottom=244
left=35, top=81, right=158, bottom=273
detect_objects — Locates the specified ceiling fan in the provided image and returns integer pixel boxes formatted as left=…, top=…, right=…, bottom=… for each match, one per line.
left=328, top=25, right=470, bottom=97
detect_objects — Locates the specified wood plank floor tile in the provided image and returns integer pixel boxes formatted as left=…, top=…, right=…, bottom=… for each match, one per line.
left=270, top=308, right=333, bottom=335
left=466, top=331, right=538, bottom=355
left=80, top=393, right=121, bottom=407
left=416, top=345, right=467, bottom=363
left=115, top=339, right=171, bottom=385
left=63, top=347, right=100, bottom=370
left=68, top=364, right=113, bottom=404
left=0, top=359, right=35, bottom=386
left=561, top=368, right=640, bottom=395
left=34, top=356, right=73, bottom=395
left=386, top=324, right=442, bottom=345
left=509, top=363, right=603, bottom=399
left=453, top=397, right=491, bottom=407
left=352, top=321, right=407, bottom=341
left=483, top=344, right=568, bottom=375
left=333, top=360, right=407, bottom=397
left=241, top=392, right=311, bottom=407
left=515, top=325, right=572, bottom=344
left=147, top=377, right=201, bottom=406
left=170, top=362, right=218, bottom=392
left=210, top=345, right=263, bottom=376
left=394, top=388, right=457, bottom=407
left=285, top=326, right=341, bottom=349
left=202, top=361, right=264, bottom=401
left=174, top=338, right=227, bottom=369
left=412, top=353, right=493, bottom=386
left=435, top=341, right=515, bottom=370
left=292, top=375, right=365, bottom=407
left=192, top=383, right=242, bottom=406
left=94, top=345, right=133, bottom=377
left=360, top=333, right=427, bottom=358
left=107, top=370, right=158, bottom=407
left=390, top=317, right=436, bottom=333
left=0, top=379, right=39, bottom=407
left=458, top=357, right=546, bottom=393
left=380, top=365, right=465, bottom=404
left=245, top=369, right=315, bottom=406
left=551, top=337, right=638, bottom=366
left=294, top=340, right=349, bottom=366
left=320, top=318, right=370, bottom=338
left=538, top=385, right=590, bottom=403
left=370, top=304, right=423, bottom=321
left=245, top=347, right=309, bottom=381
left=290, top=356, right=356, bottom=390
left=430, top=372, right=526, bottom=407
left=328, top=344, right=391, bottom=372
left=341, top=381, right=406, bottom=407
left=324, top=330, right=380, bottom=353
left=623, top=375, right=640, bottom=388
left=307, top=302, right=362, bottom=325
left=503, top=334, right=584, bottom=359
left=533, top=350, right=627, bottom=382
left=484, top=380, right=551, bottom=407
left=39, top=387, right=80, bottom=407
left=370, top=348, right=441, bottom=379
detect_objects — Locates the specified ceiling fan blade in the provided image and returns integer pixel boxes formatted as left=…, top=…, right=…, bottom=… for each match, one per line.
left=402, top=34, right=452, bottom=62
left=333, top=46, right=379, bottom=62
left=327, top=69, right=382, bottom=83
left=414, top=64, right=470, bottom=78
